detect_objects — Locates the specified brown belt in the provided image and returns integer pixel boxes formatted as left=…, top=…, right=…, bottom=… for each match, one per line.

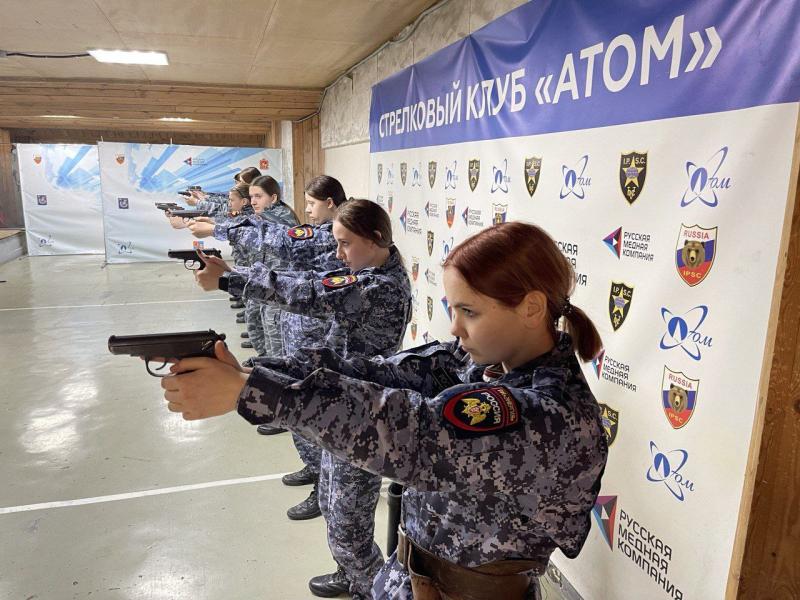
left=396, top=528, right=549, bottom=600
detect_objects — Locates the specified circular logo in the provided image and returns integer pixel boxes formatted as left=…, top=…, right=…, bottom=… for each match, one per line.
left=321, top=275, right=358, bottom=289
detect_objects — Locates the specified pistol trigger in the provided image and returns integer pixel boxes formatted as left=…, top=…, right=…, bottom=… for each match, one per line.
left=145, top=359, right=169, bottom=378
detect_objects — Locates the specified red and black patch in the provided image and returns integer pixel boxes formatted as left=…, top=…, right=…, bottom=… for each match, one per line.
left=442, top=386, right=521, bottom=438
left=287, top=225, right=314, bottom=240
left=322, top=274, right=358, bottom=289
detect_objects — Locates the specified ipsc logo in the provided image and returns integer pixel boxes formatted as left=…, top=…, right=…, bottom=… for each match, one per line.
left=36, top=195, right=48, bottom=206
left=560, top=155, right=591, bottom=199
left=33, top=154, right=42, bottom=165
left=659, top=305, right=712, bottom=361
left=441, top=296, right=452, bottom=321
left=491, top=159, right=510, bottom=193
left=599, top=403, right=619, bottom=447
left=441, top=236, right=454, bottom=262
left=676, top=224, right=717, bottom=286
left=445, top=161, right=458, bottom=190
left=468, top=159, right=480, bottom=192
left=428, top=161, right=437, bottom=188
left=591, top=349, right=605, bottom=379
left=411, top=257, right=419, bottom=282
left=377, top=163, right=383, bottom=184
left=399, top=207, right=407, bottom=232
left=646, top=441, right=695, bottom=502
left=259, top=158, right=270, bottom=170
left=427, top=231, right=434, bottom=256
left=608, top=282, right=633, bottom=331
left=603, top=227, right=622, bottom=258
left=492, top=204, right=508, bottom=225
left=115, top=154, right=125, bottom=165
left=400, top=162, right=408, bottom=186
left=446, top=198, right=456, bottom=228
left=427, top=296, right=434, bottom=321
left=592, top=495, right=618, bottom=550
left=524, top=156, right=542, bottom=197
left=117, top=197, right=129, bottom=210
left=662, top=367, right=699, bottom=429
left=619, top=151, right=647, bottom=204
left=681, top=146, right=731, bottom=207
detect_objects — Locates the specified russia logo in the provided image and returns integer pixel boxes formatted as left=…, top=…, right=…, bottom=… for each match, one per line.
left=675, top=224, right=717, bottom=286
left=661, top=367, right=699, bottom=429
left=446, top=198, right=456, bottom=228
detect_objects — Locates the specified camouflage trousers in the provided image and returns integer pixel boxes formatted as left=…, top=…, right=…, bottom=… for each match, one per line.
left=244, top=299, right=265, bottom=355
left=259, top=303, right=284, bottom=358
left=292, top=434, right=321, bottom=474
left=319, top=450, right=384, bottom=600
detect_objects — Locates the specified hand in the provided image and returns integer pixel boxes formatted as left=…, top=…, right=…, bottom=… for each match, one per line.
left=185, top=194, right=198, bottom=207
left=192, top=216, right=215, bottom=224
left=190, top=190, right=208, bottom=202
left=194, top=251, right=231, bottom=291
left=168, top=215, right=188, bottom=229
left=161, top=341, right=249, bottom=420
left=188, top=221, right=215, bottom=238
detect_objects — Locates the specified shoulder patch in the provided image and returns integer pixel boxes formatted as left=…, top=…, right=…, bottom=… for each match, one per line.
left=287, top=225, right=314, bottom=240
left=322, top=274, right=358, bottom=289
left=442, top=386, right=521, bottom=438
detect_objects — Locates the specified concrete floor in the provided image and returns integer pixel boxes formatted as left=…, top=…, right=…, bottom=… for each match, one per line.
left=0, top=254, right=573, bottom=600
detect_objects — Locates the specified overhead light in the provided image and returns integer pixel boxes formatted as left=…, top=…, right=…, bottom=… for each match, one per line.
left=159, top=117, right=195, bottom=122
left=40, top=115, right=82, bottom=118
left=88, top=49, right=168, bottom=65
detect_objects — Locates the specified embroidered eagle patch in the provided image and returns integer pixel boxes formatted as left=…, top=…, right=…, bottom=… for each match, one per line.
left=442, top=386, right=520, bottom=437
left=287, top=225, right=314, bottom=239
left=322, top=275, right=358, bottom=289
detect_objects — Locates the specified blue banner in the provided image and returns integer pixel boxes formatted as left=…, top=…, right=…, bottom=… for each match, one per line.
left=369, top=0, right=800, bottom=152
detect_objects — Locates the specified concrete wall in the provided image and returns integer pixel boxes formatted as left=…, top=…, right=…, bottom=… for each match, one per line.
left=320, top=0, right=528, bottom=191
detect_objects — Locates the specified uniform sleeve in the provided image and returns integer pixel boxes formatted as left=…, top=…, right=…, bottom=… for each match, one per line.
left=241, top=265, right=366, bottom=319
left=237, top=365, right=592, bottom=496
left=257, top=223, right=338, bottom=270
left=248, top=341, right=463, bottom=396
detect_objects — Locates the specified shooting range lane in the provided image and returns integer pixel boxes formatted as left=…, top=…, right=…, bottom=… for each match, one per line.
left=0, top=254, right=390, bottom=599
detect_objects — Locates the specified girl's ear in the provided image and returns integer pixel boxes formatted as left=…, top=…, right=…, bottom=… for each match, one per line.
left=326, top=198, right=335, bottom=209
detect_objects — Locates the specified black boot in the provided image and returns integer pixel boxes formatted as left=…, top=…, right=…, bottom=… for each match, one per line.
left=241, top=341, right=253, bottom=349
left=230, top=300, right=245, bottom=309
left=309, top=565, right=349, bottom=598
left=256, top=424, right=287, bottom=435
left=236, top=311, right=245, bottom=318
left=236, top=316, right=246, bottom=324
left=287, top=484, right=321, bottom=520
left=240, top=331, right=249, bottom=338
left=282, top=465, right=317, bottom=487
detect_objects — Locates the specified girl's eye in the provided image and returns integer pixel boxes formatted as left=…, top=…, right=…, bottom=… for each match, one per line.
left=461, top=308, right=474, bottom=317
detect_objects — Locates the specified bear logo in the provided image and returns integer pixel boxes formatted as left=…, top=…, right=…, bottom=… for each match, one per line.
left=681, top=240, right=705, bottom=268
left=669, top=384, right=688, bottom=413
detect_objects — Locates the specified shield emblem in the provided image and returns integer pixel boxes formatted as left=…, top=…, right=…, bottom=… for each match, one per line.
left=661, top=367, right=699, bottom=429
left=427, top=231, right=434, bottom=256
left=598, top=404, right=619, bottom=447
left=400, top=163, right=407, bottom=186
left=411, top=258, right=419, bottom=281
left=524, top=157, right=542, bottom=197
left=428, top=161, right=437, bottom=188
left=468, top=159, right=480, bottom=192
left=608, top=282, right=634, bottom=331
left=388, top=193, right=394, bottom=213
left=492, top=204, right=508, bottom=225
left=619, top=151, right=647, bottom=204
left=377, top=164, right=383, bottom=184
left=33, top=155, right=42, bottom=165
left=427, top=296, right=433, bottom=321
left=411, top=322, right=418, bottom=340
left=115, top=154, right=125, bottom=165
left=259, top=158, right=269, bottom=170
left=446, top=198, right=456, bottom=228
left=675, top=224, right=717, bottom=287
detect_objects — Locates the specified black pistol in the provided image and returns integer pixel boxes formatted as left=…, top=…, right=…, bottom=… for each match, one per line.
left=168, top=209, right=210, bottom=221
left=168, top=248, right=222, bottom=270
left=108, top=330, right=226, bottom=377
left=156, top=202, right=183, bottom=211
